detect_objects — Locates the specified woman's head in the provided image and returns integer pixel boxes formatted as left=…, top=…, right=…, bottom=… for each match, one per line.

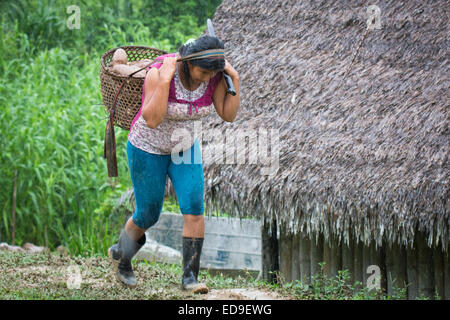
left=178, top=35, right=225, bottom=87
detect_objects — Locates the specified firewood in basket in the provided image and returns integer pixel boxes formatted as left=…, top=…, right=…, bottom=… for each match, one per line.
left=110, top=64, right=146, bottom=77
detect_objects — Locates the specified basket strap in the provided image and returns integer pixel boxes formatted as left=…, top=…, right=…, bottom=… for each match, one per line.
left=104, top=116, right=118, bottom=177
left=152, top=50, right=224, bottom=63
left=104, top=79, right=126, bottom=178
left=127, top=63, right=151, bottom=77
left=111, top=80, right=126, bottom=118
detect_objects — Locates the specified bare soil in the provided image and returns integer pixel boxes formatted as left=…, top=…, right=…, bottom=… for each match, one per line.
left=203, top=288, right=284, bottom=300
left=0, top=249, right=293, bottom=300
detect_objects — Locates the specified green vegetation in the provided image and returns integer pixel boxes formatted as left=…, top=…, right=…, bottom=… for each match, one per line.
left=0, top=0, right=221, bottom=61
left=0, top=0, right=222, bottom=255
left=278, top=263, right=409, bottom=300
left=162, top=196, right=237, bottom=218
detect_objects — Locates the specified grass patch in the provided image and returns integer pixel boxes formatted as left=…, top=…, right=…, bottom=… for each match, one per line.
left=0, top=250, right=290, bottom=300
left=0, top=251, right=417, bottom=300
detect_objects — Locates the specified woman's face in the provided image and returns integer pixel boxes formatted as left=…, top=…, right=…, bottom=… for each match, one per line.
left=188, top=63, right=219, bottom=83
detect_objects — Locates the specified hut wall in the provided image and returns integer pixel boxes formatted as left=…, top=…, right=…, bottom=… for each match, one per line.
left=299, top=233, right=311, bottom=284
left=416, top=231, right=434, bottom=298
left=310, top=233, right=324, bottom=278
left=323, top=235, right=342, bottom=279
left=353, top=240, right=364, bottom=291
left=261, top=218, right=279, bottom=283
left=385, top=242, right=407, bottom=297
left=406, top=239, right=419, bottom=299
left=279, top=228, right=293, bottom=283
left=433, top=245, right=445, bottom=300
left=341, top=239, right=354, bottom=285
left=273, top=230, right=449, bottom=300
left=444, top=251, right=450, bottom=300
left=291, top=233, right=300, bottom=281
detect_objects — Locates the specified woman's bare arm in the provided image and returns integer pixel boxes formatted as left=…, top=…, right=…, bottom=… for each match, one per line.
left=212, top=60, right=240, bottom=122
left=141, top=57, right=177, bottom=128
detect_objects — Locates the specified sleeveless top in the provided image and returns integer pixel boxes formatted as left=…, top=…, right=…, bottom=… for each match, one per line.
left=128, top=53, right=222, bottom=155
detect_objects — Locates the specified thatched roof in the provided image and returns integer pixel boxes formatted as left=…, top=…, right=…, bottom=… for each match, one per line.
left=191, top=0, right=449, bottom=250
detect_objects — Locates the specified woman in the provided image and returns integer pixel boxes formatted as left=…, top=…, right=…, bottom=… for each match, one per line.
left=108, top=35, right=240, bottom=293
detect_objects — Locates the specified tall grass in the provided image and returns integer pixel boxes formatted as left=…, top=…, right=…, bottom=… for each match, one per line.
left=0, top=0, right=218, bottom=58
left=0, top=0, right=222, bottom=256
left=0, top=44, right=129, bottom=255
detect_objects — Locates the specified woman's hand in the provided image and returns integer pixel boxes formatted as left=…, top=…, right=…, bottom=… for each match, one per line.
left=212, top=59, right=240, bottom=122
left=224, top=59, right=239, bottom=79
left=159, top=57, right=177, bottom=83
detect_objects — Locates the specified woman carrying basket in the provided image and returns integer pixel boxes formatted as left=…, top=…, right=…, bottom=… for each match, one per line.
left=108, top=35, right=240, bottom=293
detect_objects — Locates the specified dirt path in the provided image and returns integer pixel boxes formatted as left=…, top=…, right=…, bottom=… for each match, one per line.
left=203, top=288, right=284, bottom=300
left=0, top=249, right=293, bottom=300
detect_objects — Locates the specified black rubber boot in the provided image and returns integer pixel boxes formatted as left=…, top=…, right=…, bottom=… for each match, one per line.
left=108, top=229, right=146, bottom=288
left=181, top=237, right=208, bottom=294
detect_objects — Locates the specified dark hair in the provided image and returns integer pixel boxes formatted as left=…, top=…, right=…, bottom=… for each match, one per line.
left=178, top=35, right=225, bottom=88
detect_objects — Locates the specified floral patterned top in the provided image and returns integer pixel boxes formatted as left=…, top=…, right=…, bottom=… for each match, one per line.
left=128, top=58, right=221, bottom=155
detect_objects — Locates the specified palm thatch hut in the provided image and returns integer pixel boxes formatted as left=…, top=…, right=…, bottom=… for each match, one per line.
left=194, top=0, right=449, bottom=299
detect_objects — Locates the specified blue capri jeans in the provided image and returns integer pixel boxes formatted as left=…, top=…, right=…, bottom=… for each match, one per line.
left=127, top=139, right=204, bottom=229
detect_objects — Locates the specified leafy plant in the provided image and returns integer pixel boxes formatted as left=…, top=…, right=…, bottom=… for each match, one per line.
left=0, top=0, right=224, bottom=254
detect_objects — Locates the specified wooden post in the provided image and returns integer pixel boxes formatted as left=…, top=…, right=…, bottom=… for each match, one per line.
left=323, top=237, right=331, bottom=278
left=342, top=238, right=354, bottom=285
left=337, top=237, right=343, bottom=275
left=433, top=245, right=445, bottom=300
left=379, top=245, right=388, bottom=294
left=444, top=250, right=450, bottom=300
left=279, top=227, right=293, bottom=283
left=406, top=239, right=418, bottom=300
left=385, top=243, right=395, bottom=297
left=362, top=242, right=372, bottom=288
left=361, top=241, right=382, bottom=291
left=353, top=240, right=364, bottom=291
left=386, top=242, right=407, bottom=297
left=369, top=242, right=383, bottom=293
left=299, top=233, right=311, bottom=285
left=323, top=235, right=341, bottom=279
left=291, top=233, right=300, bottom=281
left=261, top=217, right=279, bottom=283
left=310, top=233, right=324, bottom=279
left=11, top=170, right=17, bottom=246
left=416, top=231, right=434, bottom=299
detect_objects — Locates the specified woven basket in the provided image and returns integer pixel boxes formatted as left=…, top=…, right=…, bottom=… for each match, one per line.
left=100, top=46, right=168, bottom=130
